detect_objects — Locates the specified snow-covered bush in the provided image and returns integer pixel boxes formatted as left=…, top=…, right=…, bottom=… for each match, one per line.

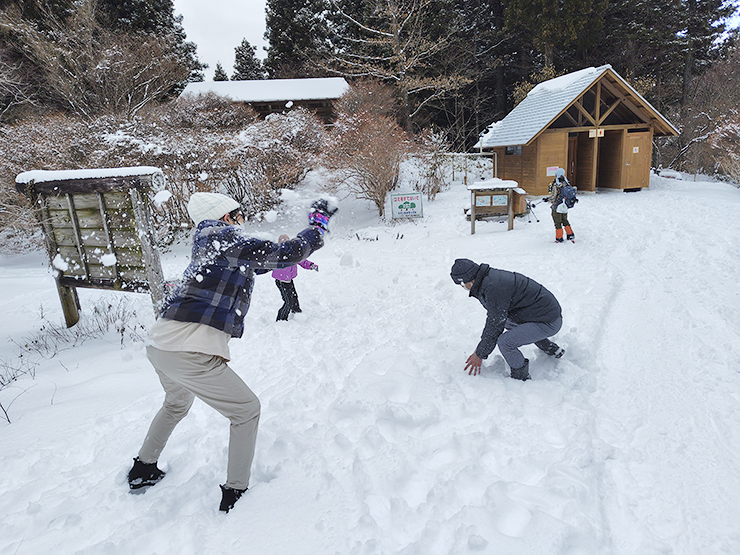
left=322, top=111, right=410, bottom=217
left=155, top=92, right=259, bottom=130
left=334, top=79, right=399, bottom=120
left=0, top=113, right=98, bottom=252
left=710, top=114, right=740, bottom=187
left=413, top=128, right=451, bottom=200
left=220, top=108, right=327, bottom=220
left=0, top=99, right=328, bottom=250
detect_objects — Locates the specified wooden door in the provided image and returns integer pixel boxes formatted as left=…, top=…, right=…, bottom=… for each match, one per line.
left=624, top=131, right=651, bottom=189
left=567, top=136, right=578, bottom=187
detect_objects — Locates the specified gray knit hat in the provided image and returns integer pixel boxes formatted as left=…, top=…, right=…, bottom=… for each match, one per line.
left=450, top=258, right=479, bottom=285
left=187, top=192, right=240, bottom=224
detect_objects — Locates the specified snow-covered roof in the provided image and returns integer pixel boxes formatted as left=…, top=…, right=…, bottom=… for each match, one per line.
left=179, top=77, right=350, bottom=103
left=16, top=166, right=163, bottom=184
left=467, top=178, right=520, bottom=190
left=475, top=65, right=678, bottom=149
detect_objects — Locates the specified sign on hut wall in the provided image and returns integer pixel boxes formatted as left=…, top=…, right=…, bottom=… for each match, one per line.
left=15, top=167, right=167, bottom=327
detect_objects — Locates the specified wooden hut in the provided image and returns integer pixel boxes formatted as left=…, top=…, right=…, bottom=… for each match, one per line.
left=475, top=65, right=679, bottom=195
left=180, top=77, right=350, bottom=124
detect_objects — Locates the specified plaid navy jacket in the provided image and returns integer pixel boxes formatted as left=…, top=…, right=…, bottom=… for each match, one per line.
left=161, top=219, right=324, bottom=338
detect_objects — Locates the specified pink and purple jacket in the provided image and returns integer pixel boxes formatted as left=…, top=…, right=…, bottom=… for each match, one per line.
left=272, top=259, right=314, bottom=281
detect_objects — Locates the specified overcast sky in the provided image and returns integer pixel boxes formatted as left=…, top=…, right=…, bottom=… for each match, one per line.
left=173, top=0, right=268, bottom=81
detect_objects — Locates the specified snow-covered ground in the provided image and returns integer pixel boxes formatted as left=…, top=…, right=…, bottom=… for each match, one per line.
left=1, top=171, right=739, bottom=555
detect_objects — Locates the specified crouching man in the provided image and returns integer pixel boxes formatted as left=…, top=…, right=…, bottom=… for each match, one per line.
left=450, top=258, right=564, bottom=381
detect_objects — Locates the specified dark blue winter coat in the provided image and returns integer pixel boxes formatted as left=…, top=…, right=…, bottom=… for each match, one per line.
left=469, top=264, right=562, bottom=358
left=160, top=219, right=324, bottom=338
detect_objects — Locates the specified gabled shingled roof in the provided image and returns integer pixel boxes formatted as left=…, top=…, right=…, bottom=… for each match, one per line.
left=476, top=65, right=678, bottom=149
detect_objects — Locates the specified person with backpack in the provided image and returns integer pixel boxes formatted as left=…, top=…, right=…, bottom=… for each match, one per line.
left=548, top=168, right=577, bottom=243
left=127, top=192, right=337, bottom=513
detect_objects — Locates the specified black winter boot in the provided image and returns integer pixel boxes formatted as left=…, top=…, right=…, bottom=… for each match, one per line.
left=128, top=457, right=166, bottom=491
left=534, top=339, right=565, bottom=358
left=510, top=359, right=531, bottom=381
left=219, top=484, right=247, bottom=513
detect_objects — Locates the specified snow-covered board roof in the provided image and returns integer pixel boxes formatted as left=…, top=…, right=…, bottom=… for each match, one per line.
left=476, top=65, right=678, bottom=149
left=179, top=77, right=350, bottom=103
left=16, top=167, right=163, bottom=184
left=467, top=178, right=521, bottom=190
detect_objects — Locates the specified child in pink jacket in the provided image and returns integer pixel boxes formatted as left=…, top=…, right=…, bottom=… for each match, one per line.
left=272, top=234, right=318, bottom=320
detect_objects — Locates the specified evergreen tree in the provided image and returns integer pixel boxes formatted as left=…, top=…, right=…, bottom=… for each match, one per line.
left=232, top=39, right=265, bottom=80
left=677, top=0, right=736, bottom=105
left=504, top=0, right=608, bottom=69
left=213, top=62, right=229, bottom=81
left=97, top=0, right=205, bottom=83
left=263, top=0, right=330, bottom=78
left=97, top=0, right=175, bottom=34
left=433, top=0, right=520, bottom=148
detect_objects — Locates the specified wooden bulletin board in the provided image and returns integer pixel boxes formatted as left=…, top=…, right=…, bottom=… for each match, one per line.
left=15, top=167, right=166, bottom=327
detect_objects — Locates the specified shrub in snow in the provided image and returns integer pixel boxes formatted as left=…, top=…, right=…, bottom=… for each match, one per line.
left=222, top=108, right=327, bottom=219
left=0, top=101, right=327, bottom=250
left=322, top=111, right=410, bottom=217
left=335, top=79, right=399, bottom=120
left=0, top=1, right=191, bottom=120
left=154, top=92, right=259, bottom=130
left=0, top=113, right=98, bottom=252
left=412, top=128, right=451, bottom=200
left=710, top=114, right=740, bottom=187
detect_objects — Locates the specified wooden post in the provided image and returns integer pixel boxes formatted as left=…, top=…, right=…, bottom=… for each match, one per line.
left=130, top=188, right=166, bottom=314
left=470, top=190, right=476, bottom=235
left=507, top=188, right=514, bottom=231
left=56, top=279, right=81, bottom=327
left=33, top=188, right=81, bottom=327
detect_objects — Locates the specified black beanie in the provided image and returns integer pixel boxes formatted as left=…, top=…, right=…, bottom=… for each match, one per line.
left=450, top=258, right=479, bottom=284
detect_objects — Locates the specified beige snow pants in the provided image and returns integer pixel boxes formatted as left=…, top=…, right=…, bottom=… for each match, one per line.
left=139, top=347, right=261, bottom=490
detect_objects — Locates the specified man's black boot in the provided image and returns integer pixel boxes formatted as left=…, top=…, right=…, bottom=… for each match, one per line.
left=219, top=484, right=247, bottom=513
left=128, top=457, right=166, bottom=491
left=510, top=359, right=531, bottom=381
left=535, top=339, right=565, bottom=358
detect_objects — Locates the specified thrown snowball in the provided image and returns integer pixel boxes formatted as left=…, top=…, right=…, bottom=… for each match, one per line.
left=100, top=253, right=117, bottom=267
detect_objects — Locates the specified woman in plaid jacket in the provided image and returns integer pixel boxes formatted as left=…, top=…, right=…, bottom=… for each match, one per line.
left=128, top=192, right=336, bottom=513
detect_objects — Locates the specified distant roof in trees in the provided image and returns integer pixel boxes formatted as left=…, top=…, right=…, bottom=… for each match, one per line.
left=476, top=65, right=679, bottom=149
left=179, top=77, right=350, bottom=103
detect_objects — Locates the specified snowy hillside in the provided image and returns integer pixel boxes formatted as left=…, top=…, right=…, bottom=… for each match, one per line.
left=1, top=172, right=739, bottom=555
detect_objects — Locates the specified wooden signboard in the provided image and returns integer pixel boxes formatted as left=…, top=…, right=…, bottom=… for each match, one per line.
left=467, top=178, right=527, bottom=234
left=15, top=167, right=167, bottom=327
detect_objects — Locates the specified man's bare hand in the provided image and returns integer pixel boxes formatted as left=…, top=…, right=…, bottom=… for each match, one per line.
left=464, top=353, right=483, bottom=376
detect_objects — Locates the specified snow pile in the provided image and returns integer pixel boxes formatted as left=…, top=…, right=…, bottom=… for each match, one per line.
left=1, top=172, right=739, bottom=554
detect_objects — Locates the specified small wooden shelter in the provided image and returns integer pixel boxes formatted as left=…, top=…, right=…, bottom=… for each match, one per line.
left=180, top=77, right=350, bottom=124
left=475, top=65, right=679, bottom=195
left=15, top=167, right=166, bottom=327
